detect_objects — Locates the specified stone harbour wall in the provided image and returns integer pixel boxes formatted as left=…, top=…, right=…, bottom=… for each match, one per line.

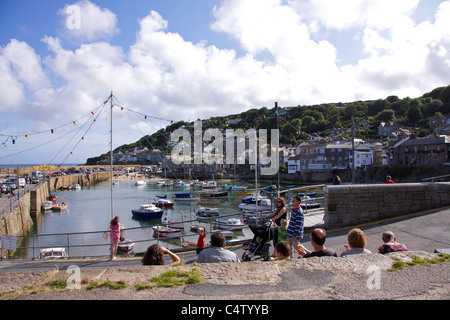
left=324, top=182, right=450, bottom=228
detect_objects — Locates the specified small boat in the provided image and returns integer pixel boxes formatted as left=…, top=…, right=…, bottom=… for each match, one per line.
left=238, top=198, right=272, bottom=212
left=174, top=180, right=188, bottom=188
left=197, top=198, right=220, bottom=205
left=156, top=194, right=167, bottom=199
left=135, top=180, right=146, bottom=186
left=152, top=226, right=182, bottom=239
left=73, top=184, right=81, bottom=190
left=163, top=220, right=185, bottom=229
left=39, top=248, right=67, bottom=259
left=190, top=225, right=200, bottom=232
left=213, top=229, right=233, bottom=239
left=52, top=202, right=68, bottom=211
left=200, top=191, right=228, bottom=198
left=300, top=195, right=321, bottom=210
left=163, top=180, right=173, bottom=186
left=112, top=180, right=120, bottom=185
left=213, top=218, right=244, bottom=231
left=48, top=194, right=57, bottom=202
left=196, top=206, right=219, bottom=214
left=201, top=181, right=217, bottom=189
left=152, top=198, right=175, bottom=207
left=131, top=204, right=164, bottom=219
left=42, top=200, right=54, bottom=211
left=117, top=239, right=135, bottom=252
left=173, top=193, right=199, bottom=202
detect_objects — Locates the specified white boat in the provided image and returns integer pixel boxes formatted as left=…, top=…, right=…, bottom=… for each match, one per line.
left=238, top=198, right=272, bottom=212
left=152, top=226, right=182, bottom=239
left=42, top=200, right=54, bottom=211
left=135, top=180, right=146, bottom=186
left=213, top=218, right=245, bottom=231
left=163, top=180, right=173, bottom=186
left=196, top=206, right=219, bottom=214
left=73, top=184, right=81, bottom=190
left=117, top=239, right=135, bottom=252
left=39, top=248, right=67, bottom=259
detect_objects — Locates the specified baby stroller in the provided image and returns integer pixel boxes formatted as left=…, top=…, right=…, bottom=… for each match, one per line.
left=242, top=221, right=273, bottom=261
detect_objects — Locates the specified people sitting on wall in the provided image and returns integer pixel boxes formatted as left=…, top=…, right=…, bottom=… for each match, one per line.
left=298, top=228, right=338, bottom=258
left=378, top=231, right=408, bottom=254
left=340, top=228, right=372, bottom=256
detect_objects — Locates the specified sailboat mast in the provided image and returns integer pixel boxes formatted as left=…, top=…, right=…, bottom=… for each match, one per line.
left=110, top=91, right=114, bottom=220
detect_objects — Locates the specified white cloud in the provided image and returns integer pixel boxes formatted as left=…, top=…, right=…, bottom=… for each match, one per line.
left=58, top=0, right=119, bottom=43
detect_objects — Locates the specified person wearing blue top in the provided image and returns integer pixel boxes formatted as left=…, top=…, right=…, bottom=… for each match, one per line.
left=286, top=194, right=304, bottom=258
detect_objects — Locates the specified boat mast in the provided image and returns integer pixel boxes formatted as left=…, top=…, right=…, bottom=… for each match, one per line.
left=110, top=91, right=114, bottom=220
left=275, top=101, right=280, bottom=199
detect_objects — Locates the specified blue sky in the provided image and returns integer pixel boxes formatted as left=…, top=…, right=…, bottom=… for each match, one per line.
left=0, top=0, right=449, bottom=165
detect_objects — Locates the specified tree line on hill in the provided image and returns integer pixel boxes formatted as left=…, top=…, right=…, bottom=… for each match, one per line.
left=86, top=84, right=450, bottom=165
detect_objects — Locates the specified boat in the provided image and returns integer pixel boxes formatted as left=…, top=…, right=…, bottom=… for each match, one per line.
left=163, top=180, right=173, bottom=186
left=196, top=206, right=219, bottom=214
left=47, top=194, right=57, bottom=202
left=173, top=193, right=199, bottom=201
left=39, top=248, right=67, bottom=259
left=200, top=191, right=228, bottom=198
left=73, top=184, right=81, bottom=190
left=156, top=194, right=167, bottom=199
left=213, top=218, right=244, bottom=231
left=52, top=202, right=68, bottom=211
left=152, top=198, right=174, bottom=207
left=213, top=229, right=233, bottom=239
left=131, top=204, right=164, bottom=219
left=238, top=198, right=272, bottom=212
left=152, top=226, right=182, bottom=239
left=197, top=198, right=220, bottom=206
left=201, top=181, right=217, bottom=189
left=174, top=180, right=188, bottom=188
left=300, top=196, right=321, bottom=210
left=190, top=225, right=200, bottom=232
left=42, top=200, right=54, bottom=211
left=117, top=239, right=135, bottom=252
left=163, top=220, right=185, bottom=229
left=135, top=180, right=146, bottom=186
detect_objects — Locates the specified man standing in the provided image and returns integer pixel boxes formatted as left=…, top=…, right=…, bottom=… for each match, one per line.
left=286, top=194, right=304, bottom=258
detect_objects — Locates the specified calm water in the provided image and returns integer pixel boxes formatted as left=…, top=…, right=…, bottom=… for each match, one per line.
left=20, top=180, right=277, bottom=258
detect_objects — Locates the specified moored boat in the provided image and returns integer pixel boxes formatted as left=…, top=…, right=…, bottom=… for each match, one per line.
left=152, top=226, right=182, bottom=239
left=39, top=248, right=67, bottom=259
left=152, top=198, right=175, bottom=207
left=131, top=204, right=164, bottom=219
left=52, top=202, right=68, bottom=211
left=213, top=218, right=244, bottom=231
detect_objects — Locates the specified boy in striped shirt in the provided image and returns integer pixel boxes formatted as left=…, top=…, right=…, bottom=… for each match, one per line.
left=286, top=194, right=304, bottom=258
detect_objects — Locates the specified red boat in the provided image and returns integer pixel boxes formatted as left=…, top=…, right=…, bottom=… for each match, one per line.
left=152, top=199, right=174, bottom=207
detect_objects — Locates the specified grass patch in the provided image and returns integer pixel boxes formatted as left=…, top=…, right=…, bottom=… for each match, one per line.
left=135, top=267, right=202, bottom=290
left=389, top=253, right=450, bottom=272
left=87, top=280, right=127, bottom=290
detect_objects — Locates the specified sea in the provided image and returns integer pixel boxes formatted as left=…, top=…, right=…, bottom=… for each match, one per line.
left=16, top=179, right=283, bottom=259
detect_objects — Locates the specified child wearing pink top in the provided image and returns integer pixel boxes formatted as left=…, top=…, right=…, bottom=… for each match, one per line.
left=109, top=216, right=121, bottom=260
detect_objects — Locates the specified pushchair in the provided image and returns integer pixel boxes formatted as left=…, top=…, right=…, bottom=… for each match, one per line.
left=242, top=221, right=273, bottom=261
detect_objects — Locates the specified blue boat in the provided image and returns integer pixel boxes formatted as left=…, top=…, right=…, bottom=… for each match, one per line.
left=131, top=204, right=164, bottom=219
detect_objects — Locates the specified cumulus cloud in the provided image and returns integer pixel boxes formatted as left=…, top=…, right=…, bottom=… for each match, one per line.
left=1, top=0, right=450, bottom=163
left=57, top=0, right=119, bottom=43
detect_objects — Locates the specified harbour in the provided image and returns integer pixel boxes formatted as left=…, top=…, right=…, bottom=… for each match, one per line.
left=9, top=176, right=325, bottom=259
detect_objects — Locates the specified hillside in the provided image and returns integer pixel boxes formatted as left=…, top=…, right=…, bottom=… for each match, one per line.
left=86, top=84, right=450, bottom=165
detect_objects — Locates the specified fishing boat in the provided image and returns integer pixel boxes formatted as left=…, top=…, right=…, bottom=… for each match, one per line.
left=52, top=202, right=68, bottom=211
left=152, top=226, right=182, bottom=239
left=39, top=248, right=67, bottom=259
left=131, top=204, right=164, bottom=219
left=213, top=218, right=244, bottom=231
left=152, top=198, right=175, bottom=207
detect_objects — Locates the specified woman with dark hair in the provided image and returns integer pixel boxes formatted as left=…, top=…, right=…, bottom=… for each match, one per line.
left=107, top=216, right=121, bottom=260
left=142, top=244, right=180, bottom=265
left=265, top=197, right=287, bottom=253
